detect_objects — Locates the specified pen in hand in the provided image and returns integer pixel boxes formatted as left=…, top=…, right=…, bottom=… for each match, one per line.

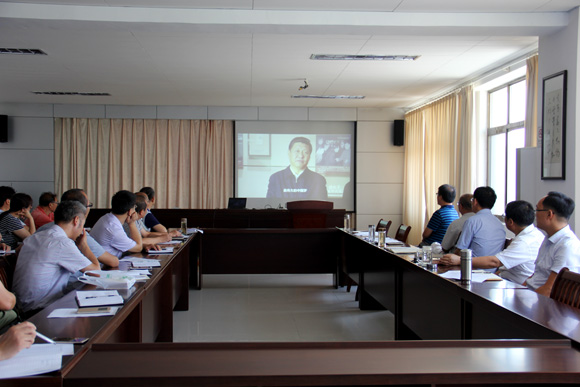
left=35, top=331, right=56, bottom=344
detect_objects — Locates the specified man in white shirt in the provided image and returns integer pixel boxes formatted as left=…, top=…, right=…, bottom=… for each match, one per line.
left=13, top=201, right=101, bottom=314
left=440, top=200, right=544, bottom=285
left=90, top=190, right=143, bottom=258
left=525, top=191, right=580, bottom=296
left=441, top=193, right=474, bottom=253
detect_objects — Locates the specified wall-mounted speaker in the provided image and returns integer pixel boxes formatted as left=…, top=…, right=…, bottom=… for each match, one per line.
left=0, top=115, right=7, bottom=143
left=393, top=119, right=404, bottom=146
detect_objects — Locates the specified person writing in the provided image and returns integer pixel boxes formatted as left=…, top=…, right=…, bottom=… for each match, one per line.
left=439, top=200, right=544, bottom=285
left=266, top=136, right=327, bottom=200
left=0, top=322, right=36, bottom=361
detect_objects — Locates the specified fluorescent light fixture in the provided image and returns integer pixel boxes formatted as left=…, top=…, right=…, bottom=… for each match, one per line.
left=31, top=91, right=111, bottom=96
left=0, top=48, right=47, bottom=55
left=310, top=54, right=419, bottom=61
left=291, top=95, right=365, bottom=99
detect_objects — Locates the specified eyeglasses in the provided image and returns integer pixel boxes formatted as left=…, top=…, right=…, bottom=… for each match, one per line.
left=86, top=202, right=94, bottom=208
left=535, top=209, right=550, bottom=213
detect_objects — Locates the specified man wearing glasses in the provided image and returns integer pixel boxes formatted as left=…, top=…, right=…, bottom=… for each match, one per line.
left=90, top=190, right=143, bottom=258
left=524, top=191, right=580, bottom=296
left=37, top=189, right=119, bottom=268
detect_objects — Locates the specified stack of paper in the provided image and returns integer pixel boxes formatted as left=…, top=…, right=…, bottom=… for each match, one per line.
left=76, top=290, right=124, bottom=307
left=186, top=227, right=203, bottom=235
left=147, top=246, right=174, bottom=254
left=0, top=344, right=73, bottom=379
left=387, top=246, right=422, bottom=254
left=120, top=257, right=161, bottom=268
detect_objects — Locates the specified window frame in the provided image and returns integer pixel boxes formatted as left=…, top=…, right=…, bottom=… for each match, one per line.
left=486, top=76, right=526, bottom=213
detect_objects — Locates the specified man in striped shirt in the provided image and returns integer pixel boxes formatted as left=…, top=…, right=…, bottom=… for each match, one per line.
left=419, top=184, right=459, bottom=247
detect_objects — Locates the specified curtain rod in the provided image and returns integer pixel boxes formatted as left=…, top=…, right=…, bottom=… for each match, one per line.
left=405, top=50, right=538, bottom=115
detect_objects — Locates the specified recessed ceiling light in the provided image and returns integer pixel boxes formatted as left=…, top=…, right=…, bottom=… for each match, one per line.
left=0, top=48, right=47, bottom=55
left=31, top=91, right=111, bottom=96
left=291, top=95, right=365, bottom=99
left=310, top=54, right=419, bottom=61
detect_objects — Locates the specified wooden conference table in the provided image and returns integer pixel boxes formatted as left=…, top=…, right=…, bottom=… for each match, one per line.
left=4, top=234, right=193, bottom=387
left=9, top=228, right=580, bottom=386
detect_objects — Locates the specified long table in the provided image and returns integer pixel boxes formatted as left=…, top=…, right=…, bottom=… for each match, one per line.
left=196, top=228, right=340, bottom=289
left=65, top=340, right=580, bottom=386
left=3, top=235, right=193, bottom=387
left=342, top=229, right=580, bottom=345
left=9, top=229, right=580, bottom=385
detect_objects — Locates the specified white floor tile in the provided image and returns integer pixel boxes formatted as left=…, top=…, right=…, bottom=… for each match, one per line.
left=173, top=274, right=395, bottom=343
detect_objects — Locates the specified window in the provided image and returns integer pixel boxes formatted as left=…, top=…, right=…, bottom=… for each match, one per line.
left=487, top=77, right=526, bottom=214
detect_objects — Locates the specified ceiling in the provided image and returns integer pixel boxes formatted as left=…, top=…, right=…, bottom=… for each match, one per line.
left=0, top=0, right=578, bottom=109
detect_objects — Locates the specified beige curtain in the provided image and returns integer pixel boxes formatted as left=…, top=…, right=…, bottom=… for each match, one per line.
left=55, top=118, right=233, bottom=209
left=525, top=55, right=538, bottom=147
left=403, top=86, right=476, bottom=245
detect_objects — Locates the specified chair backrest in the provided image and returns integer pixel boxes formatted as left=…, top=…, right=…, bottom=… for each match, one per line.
left=395, top=224, right=412, bottom=244
left=550, top=267, right=580, bottom=308
left=376, top=219, right=392, bottom=235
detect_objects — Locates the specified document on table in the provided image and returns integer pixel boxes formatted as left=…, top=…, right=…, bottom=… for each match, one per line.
left=439, top=270, right=503, bottom=283
left=147, top=246, right=174, bottom=254
left=387, top=246, right=422, bottom=254
left=76, top=290, right=124, bottom=307
left=0, top=343, right=73, bottom=378
left=48, top=307, right=119, bottom=318
left=186, top=227, right=203, bottom=235
left=120, top=257, right=161, bottom=268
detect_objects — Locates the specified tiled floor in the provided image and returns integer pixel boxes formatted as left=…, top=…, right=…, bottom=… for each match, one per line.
left=173, top=274, right=395, bottom=342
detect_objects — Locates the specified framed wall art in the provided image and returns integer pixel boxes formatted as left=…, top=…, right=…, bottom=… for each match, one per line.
left=541, top=70, right=567, bottom=180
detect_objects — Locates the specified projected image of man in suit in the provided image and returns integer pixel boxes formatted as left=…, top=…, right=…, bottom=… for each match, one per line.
left=266, top=136, right=328, bottom=200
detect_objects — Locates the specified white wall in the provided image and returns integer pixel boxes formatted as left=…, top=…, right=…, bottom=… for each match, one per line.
left=536, top=7, right=579, bottom=231
left=0, top=103, right=405, bottom=227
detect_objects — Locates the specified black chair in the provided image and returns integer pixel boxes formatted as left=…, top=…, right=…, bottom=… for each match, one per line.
left=376, top=219, right=392, bottom=235
left=395, top=224, right=412, bottom=244
left=550, top=267, right=580, bottom=309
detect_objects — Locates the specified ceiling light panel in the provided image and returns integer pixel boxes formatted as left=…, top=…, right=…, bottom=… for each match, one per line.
left=310, top=54, right=419, bottom=61
left=291, top=95, right=365, bottom=99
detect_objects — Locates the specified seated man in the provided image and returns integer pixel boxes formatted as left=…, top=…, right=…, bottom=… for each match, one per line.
left=13, top=201, right=101, bottom=314
left=0, top=193, right=36, bottom=249
left=0, top=186, right=15, bottom=214
left=419, top=184, right=459, bottom=247
left=31, top=192, right=58, bottom=228
left=123, top=194, right=172, bottom=245
left=0, top=280, right=17, bottom=332
left=441, top=193, right=474, bottom=253
left=455, top=186, right=506, bottom=257
left=139, top=187, right=170, bottom=233
left=0, top=322, right=36, bottom=361
left=90, top=190, right=143, bottom=257
left=525, top=191, right=580, bottom=296
left=440, top=200, right=544, bottom=285
left=37, top=188, right=119, bottom=268
left=266, top=136, right=327, bottom=200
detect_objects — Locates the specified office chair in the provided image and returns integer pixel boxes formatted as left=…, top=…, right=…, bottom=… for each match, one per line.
left=376, top=219, right=392, bottom=235
left=394, top=224, right=412, bottom=244
left=550, top=267, right=580, bottom=309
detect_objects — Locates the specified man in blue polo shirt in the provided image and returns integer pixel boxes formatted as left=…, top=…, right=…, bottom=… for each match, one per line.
left=455, top=186, right=506, bottom=257
left=419, top=184, right=459, bottom=247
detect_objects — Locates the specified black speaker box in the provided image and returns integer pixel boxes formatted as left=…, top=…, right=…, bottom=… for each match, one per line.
left=393, top=119, right=404, bottom=146
left=0, top=115, right=7, bottom=143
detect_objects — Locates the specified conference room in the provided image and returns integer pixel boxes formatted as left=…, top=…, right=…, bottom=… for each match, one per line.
left=1, top=1, right=580, bottom=385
